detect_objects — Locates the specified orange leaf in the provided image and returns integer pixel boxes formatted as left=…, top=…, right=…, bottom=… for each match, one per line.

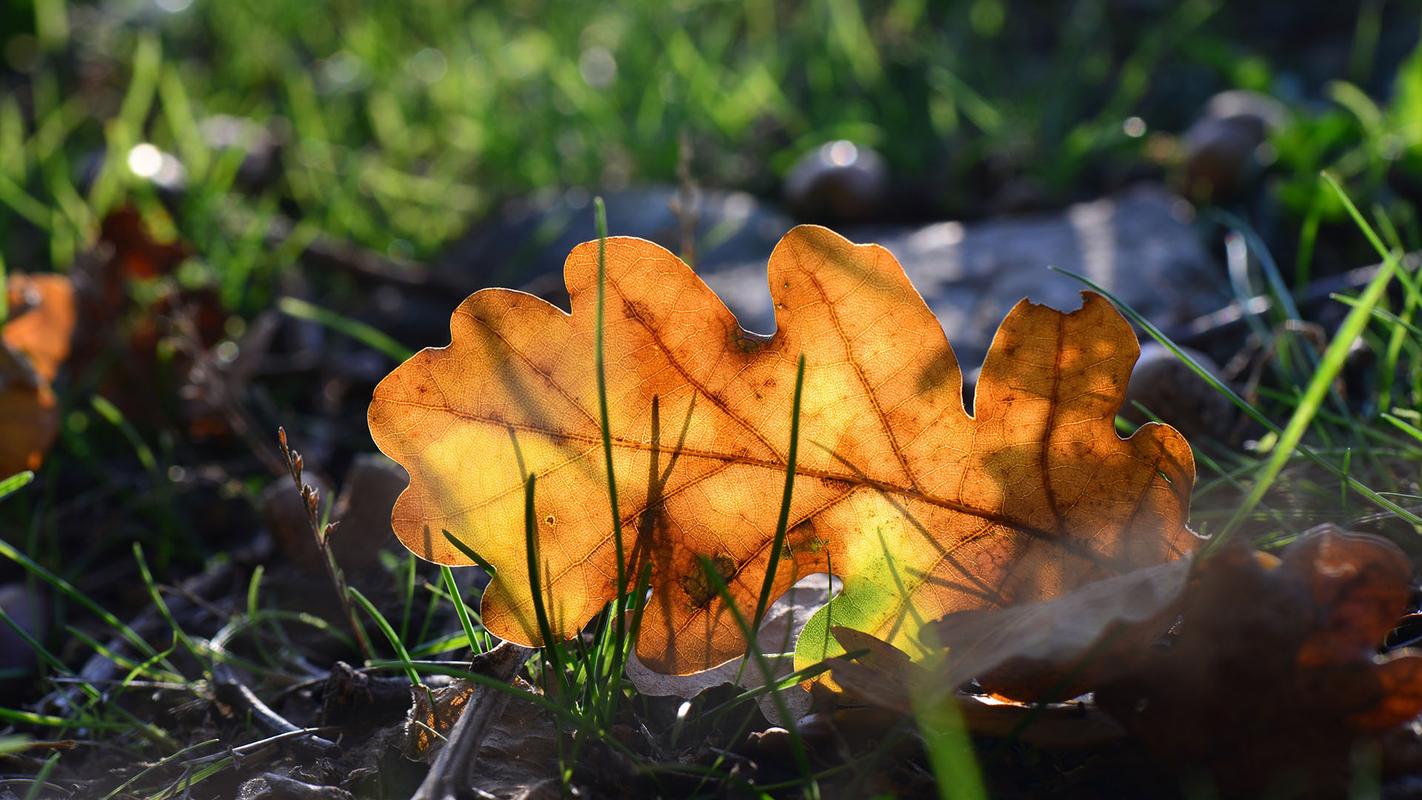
left=5, top=274, right=76, bottom=383
left=368, top=226, right=1197, bottom=674
left=1, top=274, right=76, bottom=476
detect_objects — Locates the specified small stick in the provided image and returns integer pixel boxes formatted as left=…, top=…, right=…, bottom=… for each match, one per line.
left=410, top=642, right=533, bottom=800
left=671, top=131, right=700, bottom=268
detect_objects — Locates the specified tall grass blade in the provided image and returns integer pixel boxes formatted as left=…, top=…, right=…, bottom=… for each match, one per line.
left=912, top=655, right=988, bottom=800
left=1221, top=180, right=1398, bottom=538
left=592, top=196, right=631, bottom=710
left=698, top=555, right=819, bottom=798
left=441, top=530, right=498, bottom=576
left=523, top=473, right=568, bottom=695
left=752, top=354, right=806, bottom=631
left=348, top=586, right=423, bottom=687
left=440, top=565, right=484, bottom=657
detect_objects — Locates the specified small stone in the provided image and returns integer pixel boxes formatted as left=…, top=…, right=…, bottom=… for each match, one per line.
left=1204, top=90, right=1288, bottom=132
left=440, top=186, right=792, bottom=300
left=747, top=726, right=794, bottom=761
left=1123, top=343, right=1236, bottom=445
left=782, top=141, right=889, bottom=225
left=793, top=711, right=838, bottom=749
left=260, top=472, right=332, bottom=575
left=328, top=453, right=409, bottom=573
left=1181, top=90, right=1286, bottom=203
left=794, top=707, right=903, bottom=753
left=0, top=583, right=44, bottom=701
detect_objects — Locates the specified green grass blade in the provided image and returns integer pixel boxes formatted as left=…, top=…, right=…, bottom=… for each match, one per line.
left=91, top=396, right=158, bottom=475
left=0, top=471, right=33, bottom=501
left=912, top=655, right=988, bottom=800
left=22, top=751, right=61, bottom=800
left=1331, top=294, right=1422, bottom=340
left=441, top=530, right=498, bottom=576
left=592, top=196, right=630, bottom=713
left=440, top=564, right=484, bottom=657
left=698, top=555, right=818, bottom=797
left=132, top=543, right=204, bottom=667
left=348, top=586, right=422, bottom=687
left=522, top=473, right=568, bottom=695
left=101, top=738, right=220, bottom=800
left=1383, top=412, right=1422, bottom=446
left=752, top=354, right=806, bottom=631
left=277, top=296, right=415, bottom=362
left=1053, top=267, right=1422, bottom=529
left=1217, top=196, right=1399, bottom=539
left=0, top=706, right=131, bottom=731
left=0, top=538, right=164, bottom=662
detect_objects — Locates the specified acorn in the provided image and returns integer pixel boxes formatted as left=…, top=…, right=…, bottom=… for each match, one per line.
left=1123, top=343, right=1237, bottom=445
left=783, top=140, right=889, bottom=225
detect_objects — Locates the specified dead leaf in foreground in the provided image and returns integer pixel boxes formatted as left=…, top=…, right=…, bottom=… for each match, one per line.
left=826, top=626, right=1127, bottom=750
left=369, top=225, right=1197, bottom=674
left=1096, top=525, right=1422, bottom=790
left=831, top=526, right=1422, bottom=779
left=1, top=274, right=76, bottom=476
left=922, top=558, right=1191, bottom=701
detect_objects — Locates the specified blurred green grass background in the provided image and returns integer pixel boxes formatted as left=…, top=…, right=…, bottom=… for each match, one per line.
left=1, top=0, right=1421, bottom=287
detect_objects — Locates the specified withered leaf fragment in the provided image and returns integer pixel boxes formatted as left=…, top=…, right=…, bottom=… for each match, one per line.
left=368, top=226, right=1197, bottom=674
left=922, top=558, right=1190, bottom=701
left=1, top=274, right=76, bottom=476
left=826, top=626, right=1128, bottom=749
left=1096, top=525, right=1422, bottom=792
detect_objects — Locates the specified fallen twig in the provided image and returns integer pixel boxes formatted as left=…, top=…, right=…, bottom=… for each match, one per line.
left=411, top=642, right=533, bottom=800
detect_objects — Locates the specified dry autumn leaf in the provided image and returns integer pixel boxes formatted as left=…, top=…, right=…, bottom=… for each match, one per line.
left=826, top=626, right=1129, bottom=750
left=1, top=274, right=76, bottom=476
left=922, top=557, right=1191, bottom=701
left=368, top=225, right=1198, bottom=675
left=1096, top=526, right=1422, bottom=790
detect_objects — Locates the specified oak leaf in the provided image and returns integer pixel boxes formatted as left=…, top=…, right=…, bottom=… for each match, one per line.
left=368, top=226, right=1197, bottom=674
left=1, top=274, right=76, bottom=476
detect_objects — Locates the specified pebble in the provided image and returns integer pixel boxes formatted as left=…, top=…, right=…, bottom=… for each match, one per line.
left=200, top=115, right=286, bottom=192
left=1181, top=90, right=1287, bottom=203
left=1123, top=342, right=1237, bottom=445
left=782, top=140, right=890, bottom=225
left=260, top=472, right=333, bottom=575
